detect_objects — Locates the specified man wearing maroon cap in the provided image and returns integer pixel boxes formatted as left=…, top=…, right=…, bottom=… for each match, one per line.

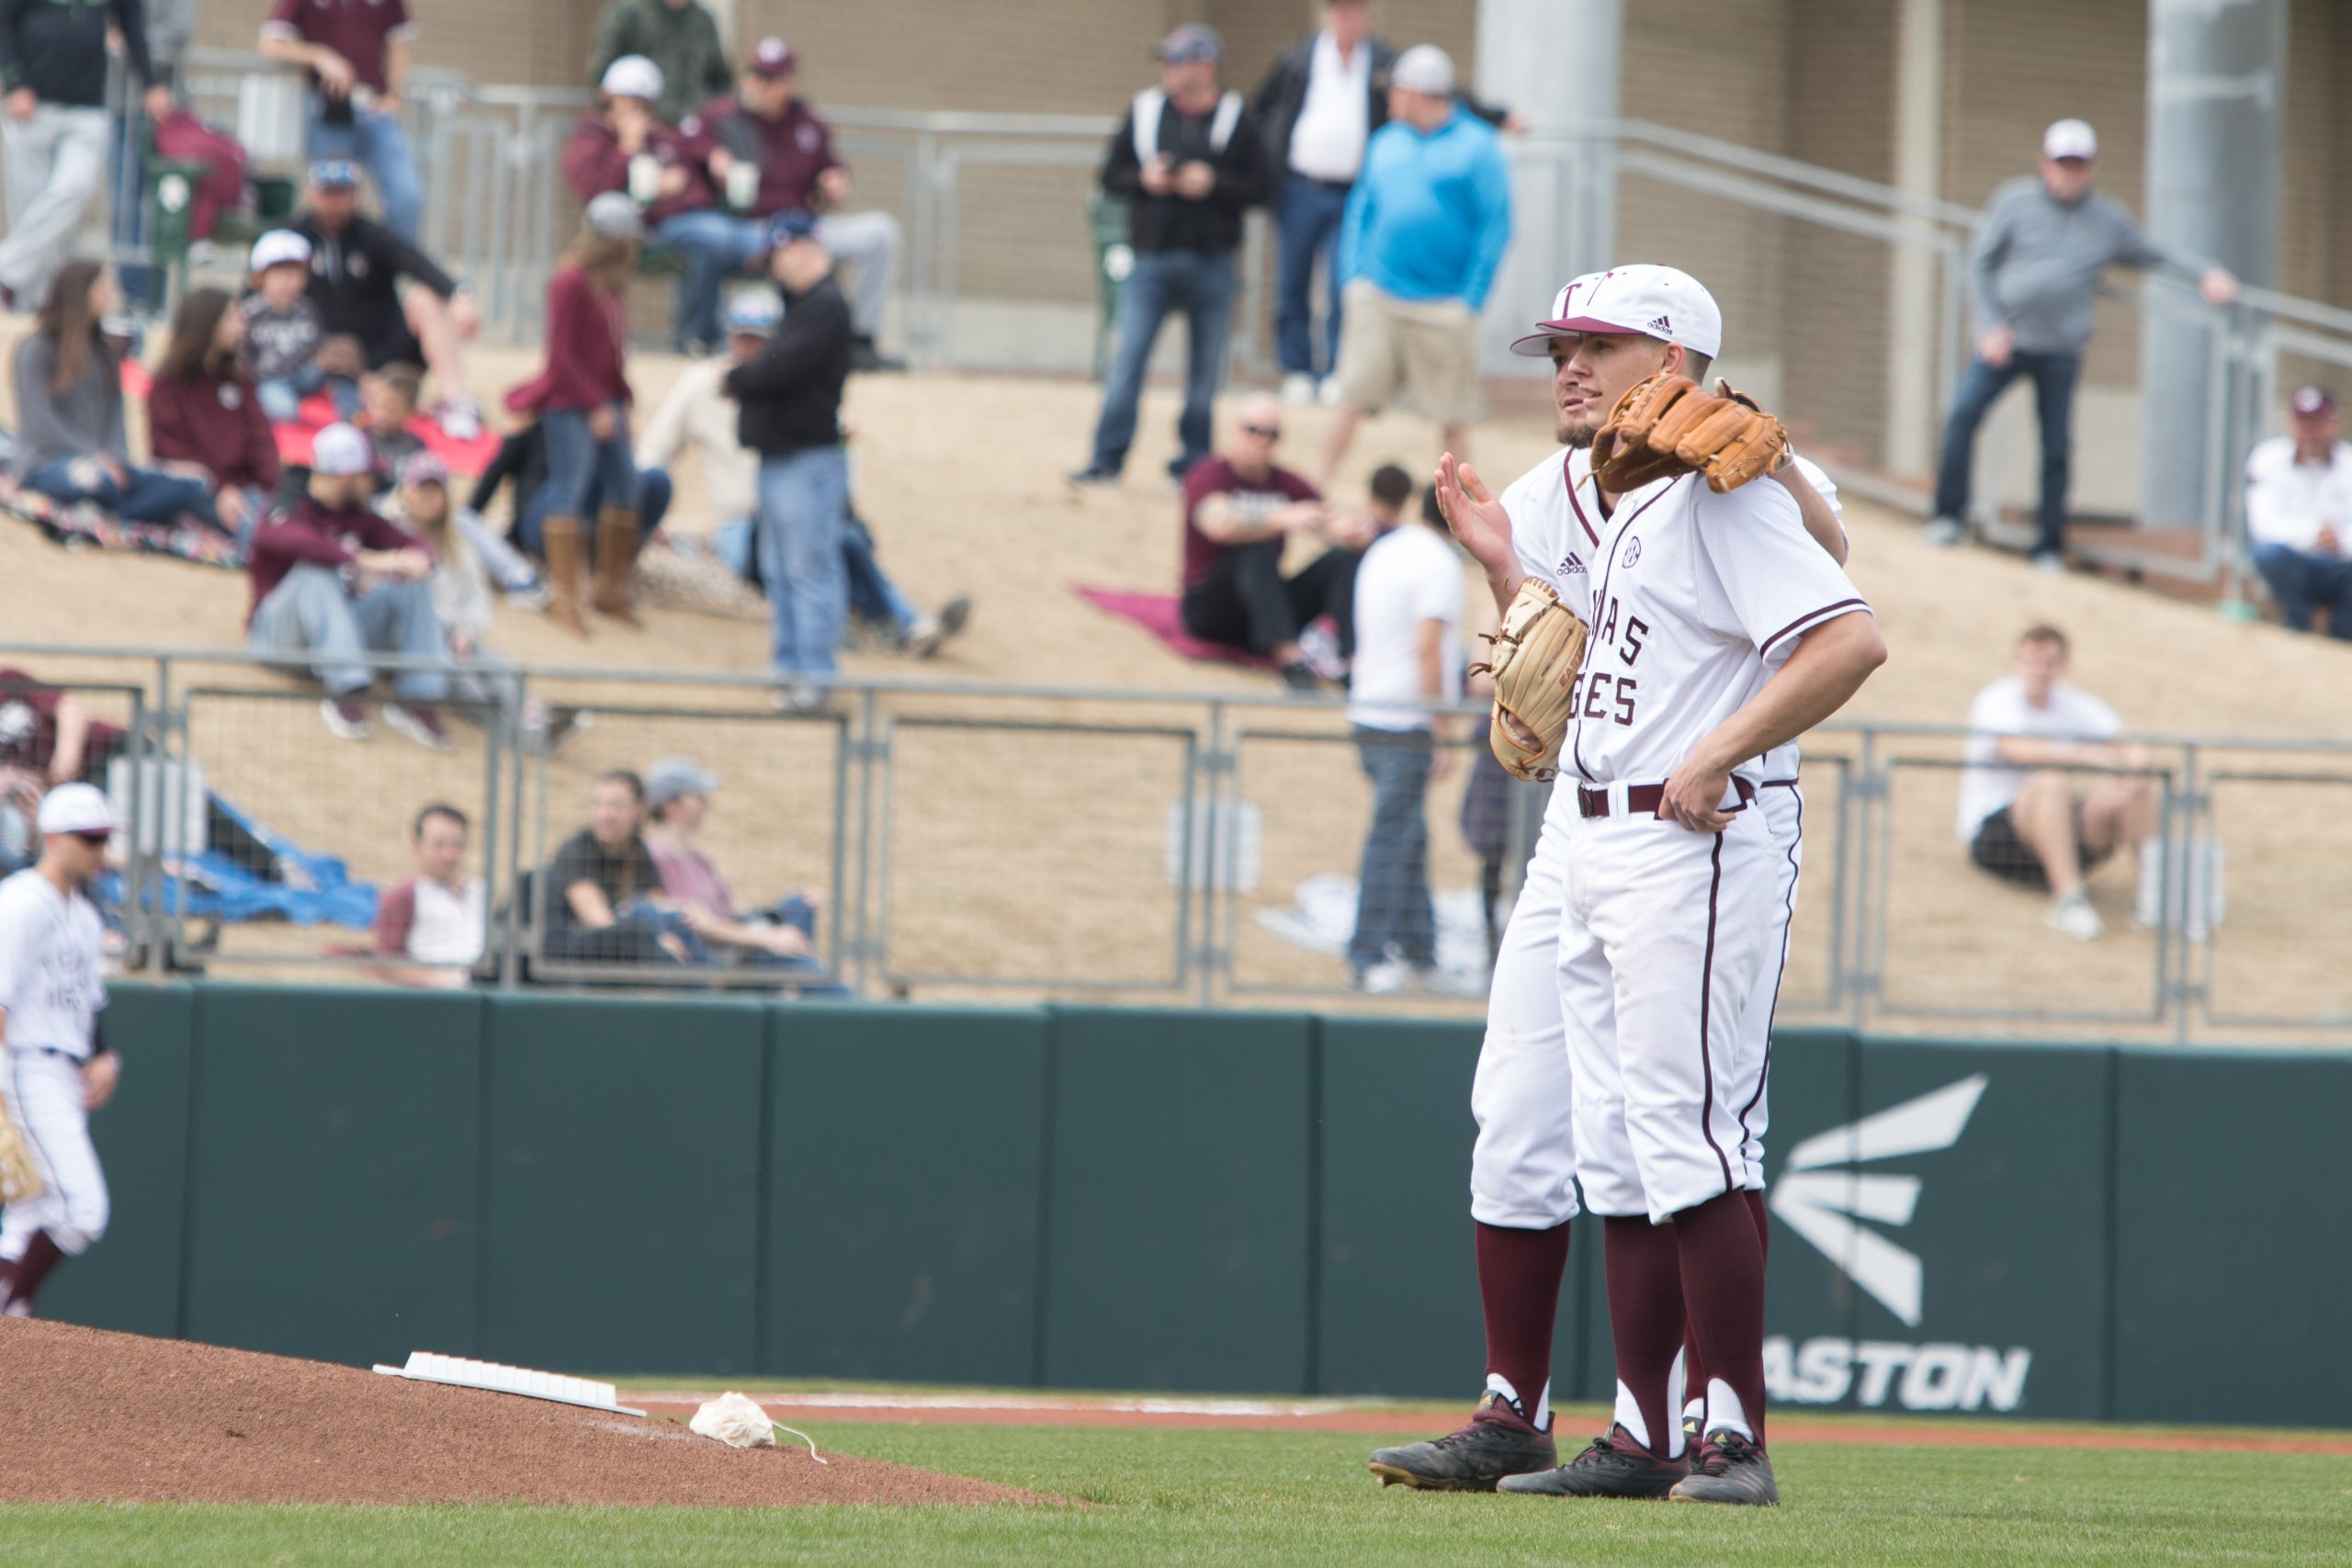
left=2245, top=387, right=2352, bottom=638
left=684, top=38, right=904, bottom=371
left=260, top=0, right=424, bottom=241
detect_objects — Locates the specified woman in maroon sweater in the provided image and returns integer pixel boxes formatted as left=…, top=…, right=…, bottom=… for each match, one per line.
left=147, top=288, right=282, bottom=550
left=504, top=193, right=644, bottom=635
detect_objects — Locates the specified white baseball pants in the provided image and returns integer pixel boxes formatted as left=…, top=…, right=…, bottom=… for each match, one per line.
left=2, top=1048, right=107, bottom=1258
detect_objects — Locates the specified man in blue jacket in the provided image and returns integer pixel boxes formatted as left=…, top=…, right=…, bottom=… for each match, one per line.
left=1314, top=45, right=1510, bottom=491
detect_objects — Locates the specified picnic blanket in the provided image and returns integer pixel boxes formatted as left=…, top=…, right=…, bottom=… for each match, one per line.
left=97, top=792, right=378, bottom=929
left=120, top=361, right=503, bottom=478
left=1074, top=585, right=1281, bottom=671
left=0, top=483, right=241, bottom=570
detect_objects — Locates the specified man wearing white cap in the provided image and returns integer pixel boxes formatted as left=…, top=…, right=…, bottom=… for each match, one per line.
left=1365, top=265, right=1883, bottom=1506
left=0, top=783, right=119, bottom=1317
left=1313, top=43, right=1511, bottom=491
left=2244, top=386, right=2352, bottom=637
left=1930, top=118, right=2238, bottom=569
left=245, top=423, right=454, bottom=750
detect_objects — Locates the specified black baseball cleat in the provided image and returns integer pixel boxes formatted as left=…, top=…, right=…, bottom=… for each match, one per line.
left=1498, top=1424, right=1691, bottom=1498
left=1668, top=1428, right=1780, bottom=1506
left=1366, top=1392, right=1555, bottom=1490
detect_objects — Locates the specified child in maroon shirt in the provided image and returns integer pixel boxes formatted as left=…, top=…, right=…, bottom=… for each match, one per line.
left=146, top=287, right=282, bottom=549
left=503, top=194, right=643, bottom=636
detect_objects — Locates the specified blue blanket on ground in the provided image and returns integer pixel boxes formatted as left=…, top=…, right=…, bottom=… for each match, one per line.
left=98, top=795, right=377, bottom=928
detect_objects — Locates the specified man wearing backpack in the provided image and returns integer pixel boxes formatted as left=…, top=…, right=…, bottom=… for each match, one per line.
left=1068, top=24, right=1270, bottom=490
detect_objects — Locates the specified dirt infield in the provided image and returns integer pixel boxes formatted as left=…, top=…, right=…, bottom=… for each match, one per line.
left=627, top=1391, right=2352, bottom=1457
left=0, top=1320, right=1043, bottom=1506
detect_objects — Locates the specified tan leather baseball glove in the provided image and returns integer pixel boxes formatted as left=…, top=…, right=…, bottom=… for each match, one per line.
left=1590, top=372, right=1789, bottom=494
left=0, top=1090, right=44, bottom=1206
left=1473, top=577, right=1589, bottom=783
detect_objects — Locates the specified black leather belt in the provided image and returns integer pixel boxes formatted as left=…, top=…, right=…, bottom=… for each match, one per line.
left=1577, top=777, right=1757, bottom=819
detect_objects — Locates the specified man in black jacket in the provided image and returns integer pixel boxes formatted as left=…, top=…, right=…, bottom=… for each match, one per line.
left=293, top=161, right=485, bottom=439
left=725, top=212, right=853, bottom=709
left=1069, top=24, right=1268, bottom=490
left=0, top=0, right=170, bottom=309
left=1252, top=2, right=1512, bottom=403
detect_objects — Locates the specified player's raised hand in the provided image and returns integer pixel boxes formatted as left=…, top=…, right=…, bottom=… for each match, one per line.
left=1433, top=453, right=1512, bottom=572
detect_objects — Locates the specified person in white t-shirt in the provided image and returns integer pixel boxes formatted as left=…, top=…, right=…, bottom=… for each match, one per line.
left=1956, top=625, right=2155, bottom=940
left=2244, top=385, right=2352, bottom=638
left=1345, top=465, right=1464, bottom=990
left=370, top=802, right=487, bottom=988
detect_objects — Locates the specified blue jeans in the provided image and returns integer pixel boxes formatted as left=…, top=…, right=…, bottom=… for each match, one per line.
left=1274, top=177, right=1351, bottom=378
left=652, top=209, right=770, bottom=349
left=537, top=405, right=637, bottom=515
left=1933, top=350, right=2082, bottom=556
left=246, top=563, right=450, bottom=703
left=26, top=456, right=220, bottom=532
left=548, top=901, right=706, bottom=967
left=256, top=366, right=361, bottom=424
left=755, top=446, right=850, bottom=679
left=1089, top=248, right=1237, bottom=477
left=518, top=457, right=666, bottom=559
left=1348, top=725, right=1436, bottom=970
left=718, top=513, right=916, bottom=636
left=306, top=96, right=422, bottom=241
left=2253, top=542, right=2352, bottom=638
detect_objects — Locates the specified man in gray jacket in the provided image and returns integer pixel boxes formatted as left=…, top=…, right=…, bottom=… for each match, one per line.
left=1929, top=118, right=2237, bottom=569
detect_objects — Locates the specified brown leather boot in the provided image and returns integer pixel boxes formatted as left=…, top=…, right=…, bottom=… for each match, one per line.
left=593, top=507, right=645, bottom=625
left=540, top=514, right=589, bottom=637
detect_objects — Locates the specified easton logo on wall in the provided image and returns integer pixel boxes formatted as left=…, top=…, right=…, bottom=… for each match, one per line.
left=1765, top=1076, right=2034, bottom=1413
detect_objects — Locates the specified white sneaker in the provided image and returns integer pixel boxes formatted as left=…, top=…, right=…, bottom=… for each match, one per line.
left=437, top=396, right=483, bottom=443
left=2031, top=551, right=2067, bottom=575
left=1925, top=516, right=1967, bottom=547
left=320, top=697, right=370, bottom=741
left=1317, top=376, right=1344, bottom=407
left=2045, top=892, right=2103, bottom=942
left=1281, top=372, right=1317, bottom=406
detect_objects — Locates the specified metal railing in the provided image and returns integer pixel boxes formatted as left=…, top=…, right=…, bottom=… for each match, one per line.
left=6, top=647, right=2348, bottom=1043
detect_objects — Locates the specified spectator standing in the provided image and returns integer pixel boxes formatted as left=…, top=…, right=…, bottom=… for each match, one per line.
left=1253, top=0, right=1376, bottom=403
left=1180, top=390, right=1368, bottom=689
left=243, top=422, right=452, bottom=750
left=504, top=193, right=646, bottom=636
left=1314, top=44, right=1510, bottom=491
left=2245, top=386, right=2352, bottom=638
left=474, top=415, right=673, bottom=579
left=371, top=802, right=484, bottom=989
left=1956, top=625, right=2156, bottom=942
left=1930, top=118, right=2238, bottom=569
left=1346, top=465, right=1461, bottom=991
left=11, top=261, right=218, bottom=531
left=684, top=38, right=904, bottom=370
left=637, top=292, right=971, bottom=657
left=724, top=214, right=852, bottom=711
left=146, top=286, right=280, bottom=550
left=259, top=0, right=424, bottom=241
left=1068, top=25, right=1270, bottom=489
left=293, top=161, right=484, bottom=437
left=562, top=55, right=739, bottom=354
left=641, top=757, right=837, bottom=982
left=590, top=0, right=730, bottom=128
left=541, top=770, right=701, bottom=969
left=238, top=229, right=355, bottom=423
left=0, top=0, right=167, bottom=310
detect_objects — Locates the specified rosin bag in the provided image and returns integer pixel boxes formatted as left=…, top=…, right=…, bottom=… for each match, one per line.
left=689, top=1392, right=778, bottom=1449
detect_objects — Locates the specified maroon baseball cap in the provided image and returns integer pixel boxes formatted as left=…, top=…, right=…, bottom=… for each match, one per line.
left=2291, top=386, right=2338, bottom=418
left=749, top=37, right=797, bottom=76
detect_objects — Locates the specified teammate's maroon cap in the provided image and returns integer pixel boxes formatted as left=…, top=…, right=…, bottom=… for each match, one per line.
left=2291, top=386, right=2337, bottom=418
left=749, top=37, right=797, bottom=77
left=1510, top=265, right=1724, bottom=359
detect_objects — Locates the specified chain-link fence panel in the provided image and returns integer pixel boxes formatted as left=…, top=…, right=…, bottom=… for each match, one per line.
left=2193, top=749, right=2352, bottom=1031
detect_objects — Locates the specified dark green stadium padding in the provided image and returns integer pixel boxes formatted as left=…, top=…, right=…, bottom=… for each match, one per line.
left=2110, top=1048, right=2352, bottom=1427
left=762, top=1004, right=1049, bottom=1385
left=38, top=982, right=195, bottom=1337
left=480, top=993, right=766, bottom=1375
left=1040, top=1008, right=1313, bottom=1393
left=181, top=986, right=484, bottom=1366
left=1851, top=1038, right=2110, bottom=1418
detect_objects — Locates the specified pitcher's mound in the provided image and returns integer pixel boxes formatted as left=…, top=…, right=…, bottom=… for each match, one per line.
left=0, top=1319, right=1046, bottom=1507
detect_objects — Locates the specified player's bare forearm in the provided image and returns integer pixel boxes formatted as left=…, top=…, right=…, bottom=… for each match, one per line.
left=1773, top=468, right=1849, bottom=566
left=1689, top=613, right=1886, bottom=780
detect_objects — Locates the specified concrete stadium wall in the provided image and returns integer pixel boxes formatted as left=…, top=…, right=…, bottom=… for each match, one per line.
left=43, top=984, right=2352, bottom=1428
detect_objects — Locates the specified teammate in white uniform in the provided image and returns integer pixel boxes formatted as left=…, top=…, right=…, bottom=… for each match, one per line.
left=1366, top=266, right=1881, bottom=1506
left=0, top=784, right=119, bottom=1317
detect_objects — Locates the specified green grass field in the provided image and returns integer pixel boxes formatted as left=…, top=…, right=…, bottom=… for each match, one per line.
left=8, top=1418, right=2352, bottom=1567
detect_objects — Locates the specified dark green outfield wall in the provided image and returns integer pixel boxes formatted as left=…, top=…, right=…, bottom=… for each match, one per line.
left=40, top=986, right=2352, bottom=1428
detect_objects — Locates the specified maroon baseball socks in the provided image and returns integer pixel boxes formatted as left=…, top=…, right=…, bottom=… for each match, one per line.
left=1680, top=1189, right=1771, bottom=1431
left=0, top=1228, right=66, bottom=1316
left=1474, top=1219, right=1570, bottom=1430
left=1601, top=1214, right=1690, bottom=1457
left=1672, top=1191, right=1770, bottom=1449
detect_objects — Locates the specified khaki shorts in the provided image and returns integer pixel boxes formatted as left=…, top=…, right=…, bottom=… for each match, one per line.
left=1331, top=279, right=1483, bottom=424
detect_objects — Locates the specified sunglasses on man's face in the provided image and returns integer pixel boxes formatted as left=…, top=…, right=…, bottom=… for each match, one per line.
left=1242, top=423, right=1282, bottom=439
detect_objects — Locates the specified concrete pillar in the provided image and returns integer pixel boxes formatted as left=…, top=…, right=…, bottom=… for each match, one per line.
left=1884, top=0, right=1943, bottom=478
left=2138, top=0, right=2286, bottom=527
left=1475, top=0, right=1619, bottom=366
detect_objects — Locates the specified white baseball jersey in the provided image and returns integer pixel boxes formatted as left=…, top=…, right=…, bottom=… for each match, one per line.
left=1566, top=472, right=1867, bottom=791
left=0, top=869, right=106, bottom=1057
